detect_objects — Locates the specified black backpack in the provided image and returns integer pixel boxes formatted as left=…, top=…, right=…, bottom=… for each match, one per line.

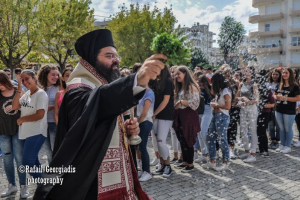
left=197, top=95, right=205, bottom=115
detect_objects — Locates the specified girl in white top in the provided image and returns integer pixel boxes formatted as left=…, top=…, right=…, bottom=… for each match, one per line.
left=202, top=72, right=231, bottom=171
left=37, top=65, right=61, bottom=164
left=12, top=69, right=48, bottom=179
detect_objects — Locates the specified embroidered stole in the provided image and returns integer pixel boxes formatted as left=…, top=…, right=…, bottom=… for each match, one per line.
left=67, top=59, right=137, bottom=200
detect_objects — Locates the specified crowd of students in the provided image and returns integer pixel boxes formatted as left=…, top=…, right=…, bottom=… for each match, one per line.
left=122, top=64, right=300, bottom=182
left=0, top=66, right=73, bottom=198
left=1, top=63, right=300, bottom=198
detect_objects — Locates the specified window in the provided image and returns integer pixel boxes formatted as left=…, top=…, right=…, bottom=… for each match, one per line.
left=293, top=0, right=300, bottom=10
left=266, top=4, right=281, bottom=14
left=292, top=37, right=300, bottom=46
left=265, top=24, right=270, bottom=31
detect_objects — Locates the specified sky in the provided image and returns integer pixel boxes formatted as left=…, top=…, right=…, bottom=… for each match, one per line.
left=91, top=0, right=258, bottom=44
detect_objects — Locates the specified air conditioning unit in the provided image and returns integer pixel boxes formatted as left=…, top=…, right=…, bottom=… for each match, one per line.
left=281, top=35, right=286, bottom=38
left=280, top=51, right=286, bottom=55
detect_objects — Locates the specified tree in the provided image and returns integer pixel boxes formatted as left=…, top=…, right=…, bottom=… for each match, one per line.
left=108, top=3, right=177, bottom=66
left=190, top=48, right=208, bottom=69
left=38, top=0, right=94, bottom=72
left=218, top=16, right=246, bottom=62
left=0, top=0, right=41, bottom=75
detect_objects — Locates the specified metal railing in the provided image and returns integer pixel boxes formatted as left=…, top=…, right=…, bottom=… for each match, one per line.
left=249, top=10, right=283, bottom=17
left=258, top=43, right=282, bottom=48
left=290, top=42, right=300, bottom=46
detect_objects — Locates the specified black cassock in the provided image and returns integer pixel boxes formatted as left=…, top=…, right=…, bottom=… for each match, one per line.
left=33, top=74, right=144, bottom=200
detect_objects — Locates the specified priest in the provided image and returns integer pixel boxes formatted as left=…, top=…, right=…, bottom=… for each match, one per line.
left=33, top=29, right=167, bottom=200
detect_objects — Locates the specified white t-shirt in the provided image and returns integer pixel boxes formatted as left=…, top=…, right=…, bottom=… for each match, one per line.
left=19, top=89, right=48, bottom=139
left=214, top=88, right=231, bottom=116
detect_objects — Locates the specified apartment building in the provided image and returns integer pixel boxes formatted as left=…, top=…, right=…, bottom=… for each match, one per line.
left=181, top=22, right=216, bottom=62
left=249, top=0, right=300, bottom=69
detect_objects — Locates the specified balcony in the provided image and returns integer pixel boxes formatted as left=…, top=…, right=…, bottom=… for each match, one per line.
left=252, top=0, right=284, bottom=8
left=288, top=60, right=300, bottom=68
left=290, top=9, right=300, bottom=17
left=264, top=61, right=283, bottom=69
left=249, top=12, right=284, bottom=24
left=249, top=29, right=284, bottom=38
left=248, top=43, right=283, bottom=54
left=289, top=42, right=300, bottom=51
left=289, top=23, right=300, bottom=34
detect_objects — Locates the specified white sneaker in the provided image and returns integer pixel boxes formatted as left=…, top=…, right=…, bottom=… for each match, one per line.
left=138, top=171, right=152, bottom=182
left=150, top=158, right=159, bottom=166
left=229, top=149, right=236, bottom=159
left=137, top=159, right=142, bottom=171
left=276, top=145, right=284, bottom=152
left=194, top=155, right=209, bottom=163
left=201, top=162, right=216, bottom=170
left=243, top=155, right=256, bottom=163
left=20, top=185, right=29, bottom=198
left=280, top=146, right=291, bottom=154
left=1, top=184, right=18, bottom=197
left=138, top=171, right=143, bottom=178
left=238, top=152, right=250, bottom=159
left=215, top=163, right=229, bottom=171
left=293, top=141, right=300, bottom=147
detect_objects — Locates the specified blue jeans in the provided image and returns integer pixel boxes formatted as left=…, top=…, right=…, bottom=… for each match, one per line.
left=138, top=121, right=153, bottom=173
left=0, top=133, right=26, bottom=186
left=208, top=112, right=230, bottom=161
left=22, top=134, right=46, bottom=178
left=43, top=122, right=57, bottom=163
left=194, top=114, right=202, bottom=150
left=197, top=105, right=213, bottom=154
left=275, top=112, right=295, bottom=147
left=268, top=114, right=280, bottom=141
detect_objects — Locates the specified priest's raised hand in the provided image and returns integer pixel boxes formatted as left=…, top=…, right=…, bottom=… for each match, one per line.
left=137, top=54, right=167, bottom=86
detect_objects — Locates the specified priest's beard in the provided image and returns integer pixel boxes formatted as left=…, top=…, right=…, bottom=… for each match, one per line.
left=94, top=60, right=121, bottom=83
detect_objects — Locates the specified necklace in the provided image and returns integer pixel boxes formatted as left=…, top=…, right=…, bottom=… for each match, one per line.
left=30, top=88, right=39, bottom=96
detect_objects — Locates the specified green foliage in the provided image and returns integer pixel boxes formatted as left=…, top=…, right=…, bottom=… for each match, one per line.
left=151, top=32, right=190, bottom=65
left=0, top=0, right=41, bottom=72
left=190, top=48, right=208, bottom=69
left=26, top=51, right=50, bottom=64
left=218, top=16, right=246, bottom=60
left=108, top=3, right=177, bottom=66
left=38, top=0, right=95, bottom=72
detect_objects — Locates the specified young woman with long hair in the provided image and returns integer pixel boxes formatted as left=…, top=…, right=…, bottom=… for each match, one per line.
left=12, top=70, right=48, bottom=179
left=194, top=75, right=213, bottom=164
left=236, top=67, right=259, bottom=163
left=169, top=66, right=180, bottom=163
left=151, top=66, right=175, bottom=177
left=267, top=69, right=281, bottom=149
left=274, top=68, right=300, bottom=153
left=0, top=71, right=28, bottom=198
left=202, top=72, right=231, bottom=171
left=223, top=68, right=240, bottom=159
left=54, top=68, right=73, bottom=124
left=173, top=66, right=200, bottom=172
left=257, top=70, right=275, bottom=157
left=37, top=65, right=61, bottom=163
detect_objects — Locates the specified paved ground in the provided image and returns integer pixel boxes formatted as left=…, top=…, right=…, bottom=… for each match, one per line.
left=0, top=124, right=299, bottom=200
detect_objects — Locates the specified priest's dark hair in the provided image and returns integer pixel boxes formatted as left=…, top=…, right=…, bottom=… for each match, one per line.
left=0, top=70, right=16, bottom=90
left=37, top=65, right=61, bottom=91
left=150, top=65, right=171, bottom=95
